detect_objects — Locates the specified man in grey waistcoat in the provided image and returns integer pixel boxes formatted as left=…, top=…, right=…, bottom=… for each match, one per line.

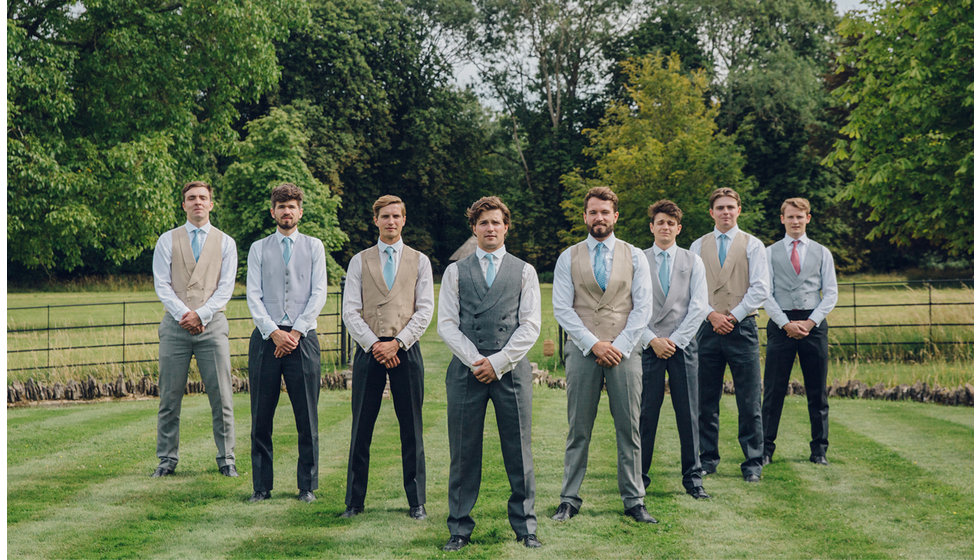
left=640, top=200, right=711, bottom=499
left=552, top=186, right=657, bottom=524
left=690, top=187, right=769, bottom=482
left=438, top=196, right=542, bottom=551
left=246, top=183, right=327, bottom=503
left=762, top=197, right=838, bottom=466
left=151, top=181, right=237, bottom=478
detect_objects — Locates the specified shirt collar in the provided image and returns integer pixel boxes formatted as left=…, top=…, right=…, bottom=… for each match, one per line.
left=713, top=225, right=740, bottom=240
left=586, top=233, right=617, bottom=252
left=783, top=233, right=808, bottom=247
left=475, top=245, right=507, bottom=261
left=275, top=229, right=300, bottom=243
left=378, top=238, right=404, bottom=255
left=184, top=221, right=211, bottom=234
left=652, top=242, right=677, bottom=259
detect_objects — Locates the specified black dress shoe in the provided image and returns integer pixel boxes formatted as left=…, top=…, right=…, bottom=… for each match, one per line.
left=810, top=455, right=829, bottom=465
left=625, top=504, right=658, bottom=524
left=151, top=466, right=175, bottom=478
left=744, top=473, right=761, bottom=483
left=687, top=487, right=711, bottom=500
left=550, top=502, right=579, bottom=522
left=761, top=455, right=772, bottom=466
left=248, top=490, right=271, bottom=502
left=408, top=505, right=427, bottom=520
left=297, top=490, right=316, bottom=503
left=340, top=506, right=363, bottom=518
left=219, top=465, right=239, bottom=477
left=442, top=535, right=470, bottom=551
left=518, top=534, right=542, bottom=548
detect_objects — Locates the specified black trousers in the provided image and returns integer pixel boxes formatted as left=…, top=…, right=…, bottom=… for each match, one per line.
left=640, top=345, right=703, bottom=492
left=697, top=317, right=764, bottom=477
left=345, top=340, right=426, bottom=509
left=762, top=313, right=830, bottom=458
left=249, top=328, right=321, bottom=493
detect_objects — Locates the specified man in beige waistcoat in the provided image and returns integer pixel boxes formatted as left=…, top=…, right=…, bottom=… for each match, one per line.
left=341, top=195, right=434, bottom=519
left=151, top=181, right=238, bottom=478
left=551, top=186, right=657, bottom=524
left=690, top=187, right=769, bottom=482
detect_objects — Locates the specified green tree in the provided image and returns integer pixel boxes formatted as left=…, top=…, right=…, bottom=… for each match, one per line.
left=826, top=0, right=973, bottom=256
left=561, top=53, right=754, bottom=248
left=220, top=104, right=347, bottom=281
left=7, top=0, right=305, bottom=276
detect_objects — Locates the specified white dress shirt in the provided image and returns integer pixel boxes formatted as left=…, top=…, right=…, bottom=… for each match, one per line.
left=438, top=246, right=541, bottom=379
left=342, top=239, right=435, bottom=351
left=246, top=229, right=328, bottom=339
left=689, top=225, right=770, bottom=322
left=763, top=234, right=839, bottom=328
left=553, top=233, right=653, bottom=358
left=641, top=243, right=709, bottom=350
left=152, top=221, right=237, bottom=327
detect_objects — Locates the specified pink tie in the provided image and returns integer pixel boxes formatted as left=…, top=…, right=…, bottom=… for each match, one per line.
left=791, top=240, right=801, bottom=275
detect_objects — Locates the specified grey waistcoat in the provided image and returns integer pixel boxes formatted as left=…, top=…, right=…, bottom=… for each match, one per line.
left=770, top=239, right=824, bottom=311
left=259, top=233, right=315, bottom=324
left=458, top=252, right=524, bottom=353
left=644, top=246, right=696, bottom=338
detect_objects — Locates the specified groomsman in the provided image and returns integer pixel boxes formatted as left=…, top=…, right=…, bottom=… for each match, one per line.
left=640, top=200, right=711, bottom=499
left=246, top=183, right=327, bottom=503
left=341, top=195, right=434, bottom=519
left=438, top=196, right=541, bottom=551
left=552, top=186, right=657, bottom=524
left=151, top=181, right=237, bottom=478
left=690, top=187, right=769, bottom=482
left=762, top=198, right=838, bottom=466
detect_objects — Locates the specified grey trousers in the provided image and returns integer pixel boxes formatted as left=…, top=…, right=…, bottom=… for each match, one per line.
left=560, top=347, right=645, bottom=510
left=156, top=313, right=235, bottom=469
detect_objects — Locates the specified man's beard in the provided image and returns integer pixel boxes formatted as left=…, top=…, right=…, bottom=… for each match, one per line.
left=588, top=222, right=613, bottom=238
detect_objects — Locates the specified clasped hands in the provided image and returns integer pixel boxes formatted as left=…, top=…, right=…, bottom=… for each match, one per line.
left=179, top=311, right=204, bottom=335
left=649, top=337, right=676, bottom=359
left=783, top=319, right=816, bottom=340
left=271, top=328, right=302, bottom=358
left=708, top=311, right=738, bottom=335
left=591, top=341, right=623, bottom=368
left=371, top=339, right=401, bottom=369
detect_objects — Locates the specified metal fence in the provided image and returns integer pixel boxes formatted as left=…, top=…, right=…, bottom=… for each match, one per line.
left=557, top=278, right=974, bottom=363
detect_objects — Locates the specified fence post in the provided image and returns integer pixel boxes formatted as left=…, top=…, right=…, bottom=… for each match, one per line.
left=852, top=283, right=858, bottom=360
left=928, top=281, right=934, bottom=348
left=47, top=305, right=51, bottom=369
left=340, top=276, right=348, bottom=365
left=122, top=302, right=127, bottom=370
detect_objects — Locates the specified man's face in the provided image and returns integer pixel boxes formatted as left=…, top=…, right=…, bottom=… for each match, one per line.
left=271, top=199, right=303, bottom=230
left=182, top=186, right=213, bottom=224
left=584, top=197, right=618, bottom=240
left=373, top=203, right=406, bottom=244
left=781, top=207, right=810, bottom=239
left=708, top=196, right=740, bottom=232
left=650, top=213, right=682, bottom=247
left=472, top=209, right=509, bottom=253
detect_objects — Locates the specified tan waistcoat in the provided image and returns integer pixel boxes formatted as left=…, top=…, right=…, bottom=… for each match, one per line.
left=699, top=231, right=750, bottom=316
left=171, top=226, right=225, bottom=311
left=360, top=245, right=420, bottom=337
left=570, top=240, right=634, bottom=341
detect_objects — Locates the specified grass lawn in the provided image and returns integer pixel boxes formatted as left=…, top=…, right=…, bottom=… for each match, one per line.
left=6, top=320, right=974, bottom=559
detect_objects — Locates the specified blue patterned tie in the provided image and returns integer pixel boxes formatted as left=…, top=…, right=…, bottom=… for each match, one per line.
left=282, top=237, right=293, bottom=265
left=191, top=229, right=202, bottom=262
left=594, top=243, right=608, bottom=291
left=659, top=251, right=670, bottom=296
left=383, top=246, right=395, bottom=289
left=485, top=254, right=496, bottom=287
left=718, top=234, right=728, bottom=267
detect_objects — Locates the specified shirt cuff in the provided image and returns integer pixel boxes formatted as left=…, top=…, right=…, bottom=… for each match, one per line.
left=487, top=352, right=510, bottom=379
left=195, top=306, right=213, bottom=327
left=579, top=333, right=600, bottom=357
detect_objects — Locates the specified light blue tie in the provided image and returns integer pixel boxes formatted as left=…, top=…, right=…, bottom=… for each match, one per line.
left=594, top=243, right=608, bottom=291
left=718, top=234, right=728, bottom=267
left=485, top=254, right=496, bottom=287
left=659, top=251, right=670, bottom=296
left=383, top=246, right=396, bottom=289
left=191, top=229, right=202, bottom=262
left=282, top=237, right=293, bottom=265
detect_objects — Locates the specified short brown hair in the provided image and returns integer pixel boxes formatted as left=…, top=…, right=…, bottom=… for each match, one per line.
left=182, top=181, right=212, bottom=199
left=584, top=186, right=619, bottom=211
left=708, top=187, right=741, bottom=208
left=271, top=183, right=304, bottom=206
left=648, top=199, right=683, bottom=223
left=781, top=197, right=811, bottom=215
left=372, top=194, right=406, bottom=217
left=466, top=196, right=511, bottom=228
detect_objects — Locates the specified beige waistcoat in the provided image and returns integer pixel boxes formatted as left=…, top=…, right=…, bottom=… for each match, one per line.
left=570, top=240, right=634, bottom=341
left=360, top=245, right=420, bottom=337
left=171, top=226, right=225, bottom=311
left=699, top=231, right=750, bottom=316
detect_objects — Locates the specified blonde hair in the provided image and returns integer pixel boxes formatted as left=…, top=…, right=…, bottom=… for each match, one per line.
left=781, top=197, right=811, bottom=214
left=372, top=194, right=406, bottom=217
